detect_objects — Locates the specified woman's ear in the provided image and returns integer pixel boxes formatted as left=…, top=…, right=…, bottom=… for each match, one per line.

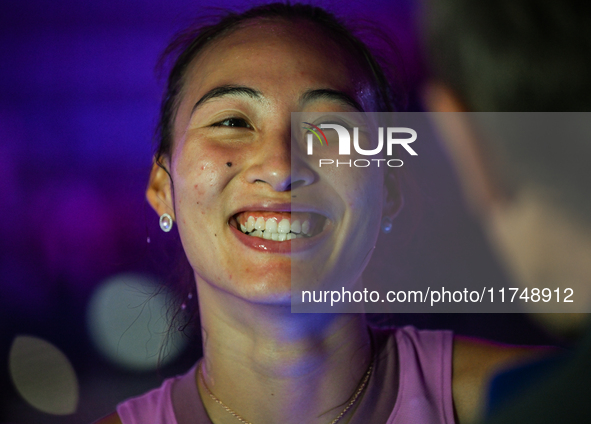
left=146, top=157, right=175, bottom=219
left=383, top=169, right=404, bottom=220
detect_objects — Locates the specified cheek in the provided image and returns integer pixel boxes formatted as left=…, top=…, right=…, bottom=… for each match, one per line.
left=171, top=143, right=242, bottom=214
left=343, top=168, right=384, bottom=212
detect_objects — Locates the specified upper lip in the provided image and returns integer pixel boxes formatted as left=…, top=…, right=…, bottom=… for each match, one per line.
left=228, top=201, right=332, bottom=221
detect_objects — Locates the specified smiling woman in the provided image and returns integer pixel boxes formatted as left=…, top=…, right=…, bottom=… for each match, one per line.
left=94, top=3, right=545, bottom=424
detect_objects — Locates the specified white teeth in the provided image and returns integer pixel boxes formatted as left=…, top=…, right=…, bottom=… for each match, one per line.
left=255, top=217, right=265, bottom=231
left=278, top=219, right=290, bottom=234
left=265, top=218, right=278, bottom=233
left=302, top=220, right=310, bottom=235
left=291, top=220, right=301, bottom=233
left=238, top=215, right=322, bottom=240
left=247, top=216, right=256, bottom=232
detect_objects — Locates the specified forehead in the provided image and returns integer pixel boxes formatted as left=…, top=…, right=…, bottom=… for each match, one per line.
left=208, top=18, right=344, bottom=59
left=182, top=19, right=368, bottom=98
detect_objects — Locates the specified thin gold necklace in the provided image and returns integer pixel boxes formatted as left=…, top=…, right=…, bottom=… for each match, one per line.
left=198, top=356, right=374, bottom=424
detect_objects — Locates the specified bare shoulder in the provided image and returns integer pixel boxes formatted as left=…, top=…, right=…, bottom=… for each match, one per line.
left=452, top=335, right=557, bottom=424
left=93, top=412, right=122, bottom=424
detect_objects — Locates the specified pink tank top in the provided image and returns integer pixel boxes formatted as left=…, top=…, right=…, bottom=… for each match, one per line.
left=117, top=326, right=455, bottom=424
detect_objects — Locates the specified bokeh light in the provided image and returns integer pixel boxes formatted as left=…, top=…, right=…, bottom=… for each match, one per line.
left=86, top=273, right=187, bottom=371
left=9, top=335, right=79, bottom=415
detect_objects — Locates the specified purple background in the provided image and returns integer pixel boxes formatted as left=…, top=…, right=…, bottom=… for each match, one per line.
left=0, top=1, right=556, bottom=422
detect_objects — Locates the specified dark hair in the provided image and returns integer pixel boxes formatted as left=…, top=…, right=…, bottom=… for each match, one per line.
left=154, top=2, right=407, bottom=161
left=155, top=2, right=408, bottom=339
left=424, top=0, right=591, bottom=219
left=425, top=0, right=591, bottom=112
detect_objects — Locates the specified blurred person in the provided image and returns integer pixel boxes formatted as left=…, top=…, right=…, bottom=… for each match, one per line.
left=423, top=0, right=591, bottom=422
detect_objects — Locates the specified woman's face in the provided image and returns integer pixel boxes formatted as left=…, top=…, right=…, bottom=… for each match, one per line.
left=149, top=20, right=395, bottom=304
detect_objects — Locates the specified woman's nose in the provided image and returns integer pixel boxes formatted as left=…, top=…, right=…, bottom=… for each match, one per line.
left=243, top=130, right=315, bottom=192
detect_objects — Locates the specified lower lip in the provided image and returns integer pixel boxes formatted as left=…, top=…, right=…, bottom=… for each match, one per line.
left=229, top=224, right=329, bottom=254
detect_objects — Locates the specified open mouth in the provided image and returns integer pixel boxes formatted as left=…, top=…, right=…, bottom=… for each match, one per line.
left=230, top=211, right=328, bottom=241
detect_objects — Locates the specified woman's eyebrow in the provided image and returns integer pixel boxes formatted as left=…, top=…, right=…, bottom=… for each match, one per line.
left=300, top=89, right=364, bottom=112
left=190, top=85, right=263, bottom=116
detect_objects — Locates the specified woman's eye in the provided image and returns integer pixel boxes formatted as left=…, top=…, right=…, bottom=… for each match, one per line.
left=212, top=118, right=252, bottom=129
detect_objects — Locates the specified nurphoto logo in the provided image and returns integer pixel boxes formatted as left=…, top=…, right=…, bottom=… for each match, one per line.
left=304, top=122, right=417, bottom=168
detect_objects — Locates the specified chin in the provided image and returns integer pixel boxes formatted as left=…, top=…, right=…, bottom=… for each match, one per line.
left=234, top=287, right=292, bottom=307
left=209, top=270, right=293, bottom=306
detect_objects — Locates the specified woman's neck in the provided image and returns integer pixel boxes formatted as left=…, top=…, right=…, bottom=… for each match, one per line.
left=195, top=279, right=373, bottom=424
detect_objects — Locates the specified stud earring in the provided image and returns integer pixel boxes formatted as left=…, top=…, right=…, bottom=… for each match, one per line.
left=159, top=213, right=173, bottom=232
left=381, top=216, right=393, bottom=234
